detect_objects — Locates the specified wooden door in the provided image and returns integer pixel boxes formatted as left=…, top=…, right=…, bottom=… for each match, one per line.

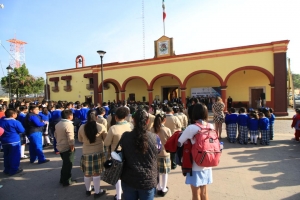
left=129, top=93, right=135, bottom=101
left=251, top=89, right=263, bottom=109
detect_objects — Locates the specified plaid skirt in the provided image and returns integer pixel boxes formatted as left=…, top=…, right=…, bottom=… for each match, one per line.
left=20, top=133, right=29, bottom=145
left=249, top=130, right=259, bottom=136
left=157, top=156, right=171, bottom=174
left=227, top=123, right=237, bottom=140
left=80, top=152, right=106, bottom=176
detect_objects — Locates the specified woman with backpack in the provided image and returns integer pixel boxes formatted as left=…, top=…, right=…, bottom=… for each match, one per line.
left=178, top=103, right=213, bottom=200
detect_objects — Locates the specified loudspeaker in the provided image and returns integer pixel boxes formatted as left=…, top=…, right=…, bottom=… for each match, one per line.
left=260, top=93, right=265, bottom=100
left=142, top=96, right=146, bottom=102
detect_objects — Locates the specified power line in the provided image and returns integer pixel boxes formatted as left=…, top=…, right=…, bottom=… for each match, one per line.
left=0, top=41, right=18, bottom=63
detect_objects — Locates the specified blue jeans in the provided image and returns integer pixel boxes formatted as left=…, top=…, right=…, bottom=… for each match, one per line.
left=28, top=132, right=46, bottom=163
left=2, top=142, right=21, bottom=175
left=121, top=182, right=155, bottom=200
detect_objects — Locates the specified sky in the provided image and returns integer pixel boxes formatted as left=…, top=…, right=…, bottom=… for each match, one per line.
left=0, top=0, right=300, bottom=79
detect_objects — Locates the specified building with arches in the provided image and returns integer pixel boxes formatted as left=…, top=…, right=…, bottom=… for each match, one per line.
left=45, top=36, right=289, bottom=116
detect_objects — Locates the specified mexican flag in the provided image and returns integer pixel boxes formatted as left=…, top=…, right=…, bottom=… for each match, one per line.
left=162, top=0, right=166, bottom=21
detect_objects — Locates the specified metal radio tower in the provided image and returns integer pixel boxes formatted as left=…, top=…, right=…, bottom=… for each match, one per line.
left=7, top=37, right=27, bottom=68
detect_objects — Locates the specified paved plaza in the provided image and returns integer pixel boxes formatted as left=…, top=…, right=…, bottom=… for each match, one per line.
left=1, top=119, right=300, bottom=200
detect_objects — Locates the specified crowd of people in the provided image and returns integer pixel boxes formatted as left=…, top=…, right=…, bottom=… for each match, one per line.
left=0, top=96, right=282, bottom=200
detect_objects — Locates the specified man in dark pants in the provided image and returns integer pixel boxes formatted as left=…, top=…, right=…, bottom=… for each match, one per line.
left=54, top=110, right=75, bottom=186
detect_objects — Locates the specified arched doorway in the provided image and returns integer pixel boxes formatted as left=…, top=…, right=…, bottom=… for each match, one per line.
left=224, top=67, right=274, bottom=109
left=122, top=76, right=150, bottom=103
left=183, top=70, right=223, bottom=110
left=150, top=73, right=183, bottom=104
left=98, top=78, right=121, bottom=104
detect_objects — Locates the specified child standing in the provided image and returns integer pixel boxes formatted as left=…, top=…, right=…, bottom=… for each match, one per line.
left=258, top=112, right=270, bottom=145
left=152, top=113, right=172, bottom=197
left=248, top=112, right=259, bottom=145
left=0, top=109, right=25, bottom=176
left=225, top=107, right=238, bottom=143
left=291, top=109, right=300, bottom=141
left=268, top=108, right=276, bottom=140
left=39, top=107, right=52, bottom=147
left=237, top=107, right=249, bottom=144
left=16, top=106, right=29, bottom=159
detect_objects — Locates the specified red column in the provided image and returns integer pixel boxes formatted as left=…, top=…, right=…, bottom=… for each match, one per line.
left=148, top=90, right=153, bottom=105
left=98, top=93, right=102, bottom=105
left=121, top=91, right=126, bottom=102
left=116, top=92, right=119, bottom=102
left=270, top=84, right=275, bottom=109
left=221, top=86, right=227, bottom=112
left=180, top=88, right=186, bottom=107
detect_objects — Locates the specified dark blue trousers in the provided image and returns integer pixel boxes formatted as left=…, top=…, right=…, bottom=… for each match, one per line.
left=28, top=132, right=46, bottom=163
left=2, top=142, right=21, bottom=175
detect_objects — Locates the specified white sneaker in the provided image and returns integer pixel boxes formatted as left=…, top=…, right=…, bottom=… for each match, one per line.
left=21, top=155, right=29, bottom=159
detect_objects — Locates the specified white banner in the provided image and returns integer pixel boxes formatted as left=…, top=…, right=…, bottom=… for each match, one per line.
left=191, top=87, right=221, bottom=97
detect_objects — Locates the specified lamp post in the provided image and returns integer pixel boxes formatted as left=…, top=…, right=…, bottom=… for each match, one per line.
left=97, top=50, right=106, bottom=104
left=6, top=65, right=13, bottom=101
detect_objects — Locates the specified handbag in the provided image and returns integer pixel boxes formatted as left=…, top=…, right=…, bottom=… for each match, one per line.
left=102, top=138, right=123, bottom=185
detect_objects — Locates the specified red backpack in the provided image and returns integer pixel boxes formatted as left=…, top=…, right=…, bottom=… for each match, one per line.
left=191, top=123, right=221, bottom=167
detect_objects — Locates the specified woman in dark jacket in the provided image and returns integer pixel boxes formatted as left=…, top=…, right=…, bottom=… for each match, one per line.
left=120, top=109, right=161, bottom=200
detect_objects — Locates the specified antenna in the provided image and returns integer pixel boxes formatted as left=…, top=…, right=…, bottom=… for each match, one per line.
left=7, top=37, right=27, bottom=68
left=142, top=0, right=145, bottom=59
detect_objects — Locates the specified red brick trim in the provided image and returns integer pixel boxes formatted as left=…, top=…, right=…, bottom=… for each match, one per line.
left=149, top=73, right=183, bottom=89
left=183, top=70, right=224, bottom=87
left=121, top=76, right=150, bottom=91
left=224, top=66, right=274, bottom=86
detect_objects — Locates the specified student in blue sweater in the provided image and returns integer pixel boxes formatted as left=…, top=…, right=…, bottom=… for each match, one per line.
left=79, top=102, right=90, bottom=124
left=39, top=106, right=52, bottom=147
left=225, top=107, right=238, bottom=143
left=237, top=107, right=249, bottom=144
left=24, top=105, right=50, bottom=164
left=50, top=104, right=63, bottom=154
left=248, top=112, right=259, bottom=145
left=16, top=106, right=29, bottom=159
left=258, top=112, right=270, bottom=145
left=0, top=109, right=25, bottom=175
left=266, top=108, right=276, bottom=140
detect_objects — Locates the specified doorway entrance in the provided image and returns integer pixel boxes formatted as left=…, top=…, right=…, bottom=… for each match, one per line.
left=162, top=87, right=178, bottom=102
left=85, top=95, right=93, bottom=105
left=251, top=88, right=263, bottom=109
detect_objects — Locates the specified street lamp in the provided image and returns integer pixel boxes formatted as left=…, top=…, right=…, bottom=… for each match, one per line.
left=6, top=65, right=13, bottom=101
left=97, top=50, right=106, bottom=104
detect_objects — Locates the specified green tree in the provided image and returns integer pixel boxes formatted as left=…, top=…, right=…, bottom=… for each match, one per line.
left=1, top=64, right=45, bottom=99
left=292, top=73, right=300, bottom=89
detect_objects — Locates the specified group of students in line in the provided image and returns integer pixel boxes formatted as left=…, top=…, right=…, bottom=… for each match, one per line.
left=225, top=107, right=275, bottom=145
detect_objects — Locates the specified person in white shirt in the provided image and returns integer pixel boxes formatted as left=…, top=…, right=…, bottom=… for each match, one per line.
left=178, top=103, right=213, bottom=200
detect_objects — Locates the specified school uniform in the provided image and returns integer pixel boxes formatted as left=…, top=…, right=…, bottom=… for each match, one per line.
left=55, top=119, right=75, bottom=185
left=0, top=118, right=25, bottom=175
left=79, top=107, right=90, bottom=124
left=50, top=109, right=62, bottom=153
left=16, top=112, right=28, bottom=145
left=178, top=112, right=188, bottom=129
left=269, top=113, right=275, bottom=140
left=237, top=113, right=249, bottom=144
left=25, top=113, right=48, bottom=163
left=146, top=113, right=155, bottom=131
left=103, top=106, right=110, bottom=118
left=39, top=112, right=52, bottom=145
left=164, top=114, right=182, bottom=169
left=259, top=117, right=270, bottom=145
left=225, top=113, right=238, bottom=143
left=97, top=115, right=108, bottom=129
left=292, top=114, right=300, bottom=141
left=248, top=118, right=259, bottom=144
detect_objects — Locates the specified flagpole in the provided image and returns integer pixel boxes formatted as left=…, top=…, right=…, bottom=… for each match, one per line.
left=163, top=20, right=165, bottom=36
left=162, top=0, right=166, bottom=36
